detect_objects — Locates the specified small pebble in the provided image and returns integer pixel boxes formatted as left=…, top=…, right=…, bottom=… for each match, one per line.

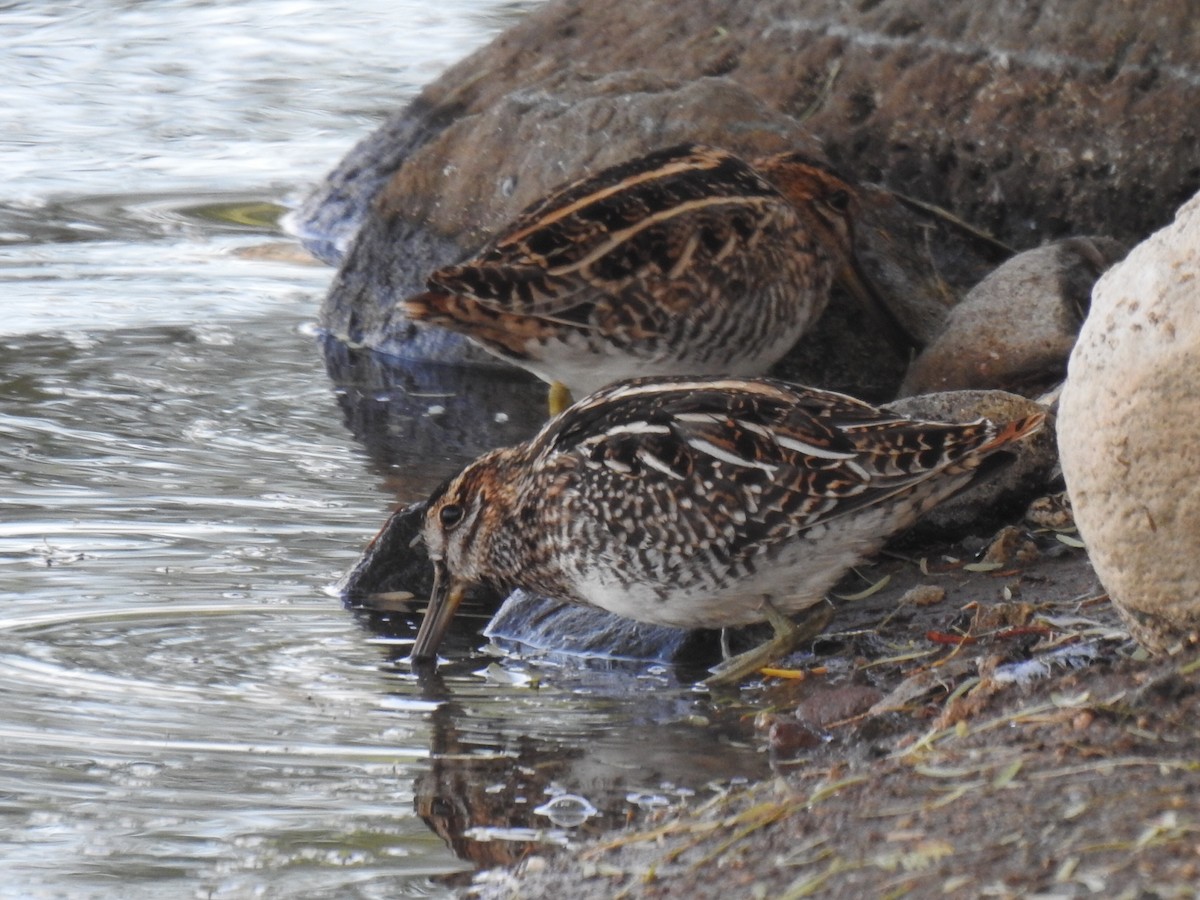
left=901, top=584, right=946, bottom=607
left=1025, top=491, right=1075, bottom=530
left=982, top=525, right=1040, bottom=566
left=521, top=856, right=547, bottom=875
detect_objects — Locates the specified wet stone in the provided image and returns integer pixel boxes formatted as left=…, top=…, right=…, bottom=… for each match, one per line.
left=484, top=591, right=721, bottom=667
left=341, top=500, right=434, bottom=604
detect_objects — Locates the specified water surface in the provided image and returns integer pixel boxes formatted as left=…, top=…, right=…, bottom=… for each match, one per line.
left=0, top=4, right=769, bottom=897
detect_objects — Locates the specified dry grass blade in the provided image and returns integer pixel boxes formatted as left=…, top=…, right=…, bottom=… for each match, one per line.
left=868, top=657, right=974, bottom=715
left=806, top=775, right=870, bottom=806
left=833, top=573, right=892, bottom=601
left=682, top=801, right=792, bottom=867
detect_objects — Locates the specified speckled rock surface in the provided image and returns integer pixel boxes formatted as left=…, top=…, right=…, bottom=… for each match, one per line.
left=294, top=0, right=1200, bottom=258
left=1058, top=190, right=1200, bottom=653
left=900, top=238, right=1128, bottom=397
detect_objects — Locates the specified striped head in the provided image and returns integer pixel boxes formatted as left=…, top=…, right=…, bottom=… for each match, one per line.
left=752, top=154, right=860, bottom=258
left=410, top=447, right=534, bottom=662
left=753, top=152, right=917, bottom=353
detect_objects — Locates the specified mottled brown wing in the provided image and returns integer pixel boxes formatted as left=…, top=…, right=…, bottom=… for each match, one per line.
left=537, top=378, right=775, bottom=450
left=532, top=377, right=1036, bottom=555
left=535, top=378, right=865, bottom=542
left=539, top=377, right=899, bottom=456
left=424, top=144, right=801, bottom=321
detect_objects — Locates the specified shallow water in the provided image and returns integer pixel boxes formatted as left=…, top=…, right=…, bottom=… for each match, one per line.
left=0, top=3, right=769, bottom=897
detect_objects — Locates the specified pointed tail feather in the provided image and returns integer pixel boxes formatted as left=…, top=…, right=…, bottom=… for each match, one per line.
left=400, top=290, right=455, bottom=324
left=981, top=412, right=1047, bottom=454
left=398, top=291, right=542, bottom=360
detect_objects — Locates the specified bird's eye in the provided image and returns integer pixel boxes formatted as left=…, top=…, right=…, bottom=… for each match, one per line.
left=826, top=190, right=851, bottom=213
left=439, top=503, right=464, bottom=529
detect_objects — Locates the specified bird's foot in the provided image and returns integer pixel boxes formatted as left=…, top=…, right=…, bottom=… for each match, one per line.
left=548, top=381, right=574, bottom=417
left=703, top=600, right=833, bottom=688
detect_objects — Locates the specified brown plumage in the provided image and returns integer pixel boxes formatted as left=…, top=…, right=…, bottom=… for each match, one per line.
left=402, top=144, right=912, bottom=409
left=409, top=376, right=1044, bottom=685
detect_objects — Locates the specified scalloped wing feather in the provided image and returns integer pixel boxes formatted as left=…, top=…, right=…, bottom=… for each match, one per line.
left=527, top=377, right=1043, bottom=552
left=417, top=144, right=805, bottom=322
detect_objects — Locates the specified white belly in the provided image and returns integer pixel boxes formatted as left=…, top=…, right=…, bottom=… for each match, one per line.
left=512, top=313, right=810, bottom=399
left=558, top=481, right=964, bottom=629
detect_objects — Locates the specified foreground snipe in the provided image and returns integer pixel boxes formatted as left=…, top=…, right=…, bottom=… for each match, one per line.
left=409, top=377, right=1044, bottom=685
left=402, top=143, right=912, bottom=413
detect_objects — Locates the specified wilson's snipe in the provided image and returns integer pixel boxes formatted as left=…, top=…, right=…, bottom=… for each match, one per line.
left=408, top=377, right=1044, bottom=685
left=402, top=143, right=912, bottom=413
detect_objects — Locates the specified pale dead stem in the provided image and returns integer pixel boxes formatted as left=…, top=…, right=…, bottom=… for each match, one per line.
left=794, top=59, right=842, bottom=124
left=580, top=774, right=871, bottom=892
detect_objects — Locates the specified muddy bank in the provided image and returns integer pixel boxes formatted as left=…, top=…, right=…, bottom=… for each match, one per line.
left=464, top=537, right=1200, bottom=898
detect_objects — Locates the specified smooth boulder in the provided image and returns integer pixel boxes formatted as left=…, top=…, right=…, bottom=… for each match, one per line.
left=1058, top=190, right=1200, bottom=652
left=901, top=238, right=1127, bottom=397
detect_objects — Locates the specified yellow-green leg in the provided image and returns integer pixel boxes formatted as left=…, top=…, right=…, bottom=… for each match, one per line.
left=548, top=381, right=574, bottom=417
left=703, top=600, right=834, bottom=688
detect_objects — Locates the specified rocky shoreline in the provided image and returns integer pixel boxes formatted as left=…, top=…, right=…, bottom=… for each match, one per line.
left=292, top=1, right=1200, bottom=895
left=291, top=0, right=1199, bottom=361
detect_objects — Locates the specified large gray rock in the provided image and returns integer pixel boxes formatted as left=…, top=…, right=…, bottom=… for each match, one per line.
left=294, top=0, right=1199, bottom=390
left=1059, top=190, right=1200, bottom=653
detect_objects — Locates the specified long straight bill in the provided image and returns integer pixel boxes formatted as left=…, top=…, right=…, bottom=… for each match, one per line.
left=410, top=562, right=467, bottom=663
left=836, top=257, right=919, bottom=358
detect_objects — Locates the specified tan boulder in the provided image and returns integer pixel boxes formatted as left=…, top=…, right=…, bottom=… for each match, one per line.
left=1058, top=190, right=1200, bottom=652
left=900, top=238, right=1127, bottom=397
